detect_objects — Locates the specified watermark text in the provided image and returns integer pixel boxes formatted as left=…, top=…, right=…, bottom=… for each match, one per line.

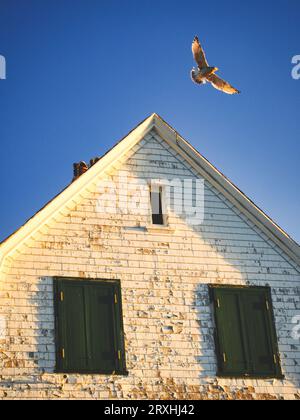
left=96, top=173, right=205, bottom=226
left=292, top=55, right=300, bottom=80
left=0, top=55, right=6, bottom=79
left=292, top=315, right=300, bottom=341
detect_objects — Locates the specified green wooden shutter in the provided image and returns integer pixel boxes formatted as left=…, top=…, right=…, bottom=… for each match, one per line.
left=242, top=289, right=278, bottom=377
left=55, top=278, right=126, bottom=374
left=56, top=281, right=89, bottom=372
left=85, top=284, right=118, bottom=373
left=213, top=288, right=249, bottom=376
left=212, top=286, right=282, bottom=378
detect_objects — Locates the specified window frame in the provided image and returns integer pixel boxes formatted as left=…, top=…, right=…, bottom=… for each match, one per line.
left=149, top=182, right=167, bottom=226
left=210, top=285, right=284, bottom=380
left=53, top=277, right=127, bottom=376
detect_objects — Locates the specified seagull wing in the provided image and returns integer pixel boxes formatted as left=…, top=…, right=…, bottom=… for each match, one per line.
left=206, top=73, right=240, bottom=95
left=192, top=36, right=209, bottom=69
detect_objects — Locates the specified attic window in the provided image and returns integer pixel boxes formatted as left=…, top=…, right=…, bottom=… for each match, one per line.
left=150, top=185, right=165, bottom=225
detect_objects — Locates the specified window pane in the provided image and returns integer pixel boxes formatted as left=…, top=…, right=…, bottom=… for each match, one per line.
left=150, top=188, right=164, bottom=225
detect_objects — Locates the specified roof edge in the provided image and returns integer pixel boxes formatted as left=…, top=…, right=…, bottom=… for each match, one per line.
left=1, top=112, right=299, bottom=268
left=152, top=114, right=300, bottom=266
left=0, top=113, right=156, bottom=266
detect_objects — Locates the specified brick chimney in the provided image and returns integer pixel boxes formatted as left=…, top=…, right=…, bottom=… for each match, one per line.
left=72, top=157, right=101, bottom=181
left=90, top=157, right=100, bottom=167
left=73, top=161, right=89, bottom=181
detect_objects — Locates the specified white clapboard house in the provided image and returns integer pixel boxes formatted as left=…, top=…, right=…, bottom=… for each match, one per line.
left=0, top=114, right=299, bottom=400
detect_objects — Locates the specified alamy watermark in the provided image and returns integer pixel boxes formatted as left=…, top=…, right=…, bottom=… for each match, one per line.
left=96, top=172, right=205, bottom=226
left=292, top=315, right=300, bottom=341
left=292, top=55, right=300, bottom=80
left=0, top=55, right=6, bottom=79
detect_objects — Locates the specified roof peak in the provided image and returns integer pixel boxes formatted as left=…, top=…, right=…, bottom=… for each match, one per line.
left=1, top=114, right=299, bottom=268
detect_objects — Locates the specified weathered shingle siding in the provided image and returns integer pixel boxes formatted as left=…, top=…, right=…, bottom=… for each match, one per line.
left=0, top=130, right=299, bottom=400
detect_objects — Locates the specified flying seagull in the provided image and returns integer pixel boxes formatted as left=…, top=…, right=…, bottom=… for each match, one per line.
left=191, top=36, right=240, bottom=95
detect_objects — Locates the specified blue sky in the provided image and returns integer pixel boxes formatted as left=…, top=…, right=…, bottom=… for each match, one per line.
left=0, top=0, right=299, bottom=243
